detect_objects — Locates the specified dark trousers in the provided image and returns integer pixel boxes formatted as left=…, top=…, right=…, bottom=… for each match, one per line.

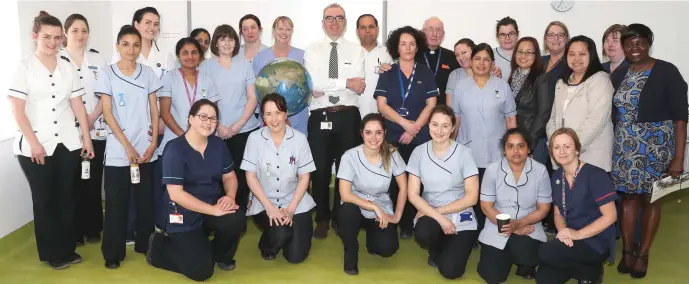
left=477, top=235, right=542, bottom=284
left=414, top=216, right=477, bottom=279
left=73, top=140, right=105, bottom=239
left=102, top=162, right=155, bottom=261
left=223, top=128, right=257, bottom=212
left=253, top=210, right=313, bottom=263
left=536, top=239, right=606, bottom=283
left=153, top=158, right=165, bottom=229
left=18, top=143, right=80, bottom=262
left=388, top=143, right=418, bottom=233
left=149, top=212, right=246, bottom=281
left=338, top=202, right=399, bottom=269
left=473, top=168, right=487, bottom=235
left=308, top=108, right=361, bottom=225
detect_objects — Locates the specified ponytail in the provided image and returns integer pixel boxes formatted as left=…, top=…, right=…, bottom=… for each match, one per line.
left=380, top=140, right=397, bottom=173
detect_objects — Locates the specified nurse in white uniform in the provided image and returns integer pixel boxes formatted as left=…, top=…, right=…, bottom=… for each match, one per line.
left=156, top=37, right=220, bottom=227
left=477, top=128, right=552, bottom=284
left=96, top=25, right=161, bottom=269
left=8, top=11, right=94, bottom=270
left=242, top=94, right=316, bottom=264
left=337, top=113, right=407, bottom=275
left=407, top=105, right=479, bottom=280
left=200, top=24, right=261, bottom=215
left=60, top=13, right=107, bottom=246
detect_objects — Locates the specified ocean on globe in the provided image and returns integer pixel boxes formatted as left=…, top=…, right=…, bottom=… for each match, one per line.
left=254, top=58, right=312, bottom=116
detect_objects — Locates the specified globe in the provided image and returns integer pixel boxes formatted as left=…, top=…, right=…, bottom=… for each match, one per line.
left=254, top=58, right=313, bottom=116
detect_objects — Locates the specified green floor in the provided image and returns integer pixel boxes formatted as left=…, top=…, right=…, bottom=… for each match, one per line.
left=1, top=194, right=688, bottom=283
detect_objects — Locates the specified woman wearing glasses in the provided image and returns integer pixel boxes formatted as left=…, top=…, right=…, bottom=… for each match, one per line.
left=542, top=22, right=570, bottom=88
left=508, top=37, right=551, bottom=165
left=494, top=17, right=520, bottom=81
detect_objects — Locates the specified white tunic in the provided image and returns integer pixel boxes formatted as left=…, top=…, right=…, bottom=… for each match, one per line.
left=359, top=45, right=393, bottom=118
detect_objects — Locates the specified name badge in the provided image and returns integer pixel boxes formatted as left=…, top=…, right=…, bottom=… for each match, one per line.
left=373, top=64, right=382, bottom=74
left=320, top=121, right=333, bottom=130
left=169, top=213, right=183, bottom=224
left=397, top=107, right=409, bottom=117
left=147, top=124, right=153, bottom=142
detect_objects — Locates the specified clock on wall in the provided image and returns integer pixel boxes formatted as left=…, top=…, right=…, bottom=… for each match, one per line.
left=551, top=1, right=575, bottom=12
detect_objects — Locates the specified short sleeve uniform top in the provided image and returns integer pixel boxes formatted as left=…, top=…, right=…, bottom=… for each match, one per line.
left=406, top=141, right=480, bottom=231
left=337, top=145, right=407, bottom=218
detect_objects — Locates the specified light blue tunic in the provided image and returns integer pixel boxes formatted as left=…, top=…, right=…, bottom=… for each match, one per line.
left=95, top=63, right=162, bottom=167
left=157, top=69, right=220, bottom=156
left=199, top=56, right=260, bottom=133
left=452, top=76, right=516, bottom=168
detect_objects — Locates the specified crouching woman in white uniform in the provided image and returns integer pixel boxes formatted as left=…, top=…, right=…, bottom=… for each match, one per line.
left=477, top=127, right=552, bottom=284
left=337, top=113, right=408, bottom=275
left=242, top=93, right=316, bottom=263
left=407, top=105, right=480, bottom=280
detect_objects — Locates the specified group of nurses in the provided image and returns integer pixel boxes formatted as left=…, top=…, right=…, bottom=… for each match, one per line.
left=59, top=13, right=107, bottom=246
left=9, top=11, right=94, bottom=270
left=96, top=25, right=161, bottom=269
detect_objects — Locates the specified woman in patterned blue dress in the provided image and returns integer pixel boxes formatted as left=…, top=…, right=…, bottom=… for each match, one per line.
left=610, top=24, right=688, bottom=279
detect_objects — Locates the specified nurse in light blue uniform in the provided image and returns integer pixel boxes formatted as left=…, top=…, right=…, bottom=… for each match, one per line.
left=96, top=25, right=161, bottom=269
left=407, top=106, right=480, bottom=280
left=252, top=16, right=308, bottom=135
left=337, top=113, right=408, bottom=275
left=242, top=94, right=316, bottom=263
left=200, top=24, right=261, bottom=215
left=155, top=37, right=220, bottom=228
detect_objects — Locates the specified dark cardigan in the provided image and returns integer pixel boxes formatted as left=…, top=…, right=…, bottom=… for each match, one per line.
left=610, top=59, right=688, bottom=124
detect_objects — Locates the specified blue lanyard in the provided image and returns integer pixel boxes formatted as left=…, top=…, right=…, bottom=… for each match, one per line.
left=397, top=63, right=416, bottom=104
left=423, top=49, right=441, bottom=76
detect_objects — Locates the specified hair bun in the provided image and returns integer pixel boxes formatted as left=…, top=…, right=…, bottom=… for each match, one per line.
left=38, top=11, right=50, bottom=17
left=120, top=24, right=134, bottom=32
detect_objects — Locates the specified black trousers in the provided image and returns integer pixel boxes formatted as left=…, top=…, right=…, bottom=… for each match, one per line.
left=338, top=202, right=399, bottom=269
left=223, top=128, right=257, bottom=212
left=18, top=143, right=80, bottom=262
left=73, top=139, right=105, bottom=239
left=253, top=210, right=313, bottom=263
left=414, top=216, right=477, bottom=279
left=536, top=239, right=607, bottom=283
left=102, top=162, right=155, bottom=262
left=150, top=212, right=245, bottom=281
left=307, top=108, right=361, bottom=225
left=477, top=235, right=542, bottom=284
left=473, top=168, right=487, bottom=236
left=388, top=143, right=418, bottom=233
left=153, top=157, right=165, bottom=229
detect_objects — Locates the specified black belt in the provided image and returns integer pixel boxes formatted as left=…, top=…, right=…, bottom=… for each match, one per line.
left=312, top=105, right=358, bottom=113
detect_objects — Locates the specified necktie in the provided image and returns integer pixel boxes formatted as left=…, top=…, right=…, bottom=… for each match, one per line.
left=329, top=42, right=338, bottom=79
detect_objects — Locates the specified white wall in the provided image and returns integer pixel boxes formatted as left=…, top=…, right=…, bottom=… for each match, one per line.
left=0, top=141, right=33, bottom=238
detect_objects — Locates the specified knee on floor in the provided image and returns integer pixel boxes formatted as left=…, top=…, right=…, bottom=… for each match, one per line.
left=376, top=243, right=399, bottom=258
left=284, top=252, right=308, bottom=264
left=438, top=263, right=465, bottom=280
left=185, top=267, right=214, bottom=282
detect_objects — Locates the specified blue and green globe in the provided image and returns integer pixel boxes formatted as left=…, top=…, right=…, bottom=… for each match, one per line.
left=254, top=58, right=312, bottom=116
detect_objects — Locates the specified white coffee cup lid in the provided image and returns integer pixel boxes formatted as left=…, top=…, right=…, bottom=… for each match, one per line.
left=496, top=213, right=511, bottom=220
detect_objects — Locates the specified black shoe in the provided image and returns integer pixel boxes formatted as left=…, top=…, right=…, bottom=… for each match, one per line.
left=217, top=261, right=236, bottom=271
left=48, top=260, right=69, bottom=270
left=146, top=232, right=156, bottom=266
left=75, top=238, right=85, bottom=247
left=617, top=249, right=635, bottom=274
left=261, top=251, right=276, bottom=261
left=630, top=253, right=648, bottom=279
left=105, top=260, right=120, bottom=269
left=85, top=233, right=101, bottom=244
left=427, top=256, right=437, bottom=268
left=515, top=265, right=535, bottom=280
left=313, top=222, right=329, bottom=239
left=65, top=253, right=83, bottom=265
left=344, top=267, right=359, bottom=275
left=399, top=230, right=413, bottom=240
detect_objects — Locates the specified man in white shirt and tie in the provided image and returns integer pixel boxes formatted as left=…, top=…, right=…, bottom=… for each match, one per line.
left=304, top=3, right=366, bottom=239
left=356, top=14, right=393, bottom=118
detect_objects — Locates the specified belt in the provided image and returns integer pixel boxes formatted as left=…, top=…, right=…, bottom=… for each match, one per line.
left=313, top=105, right=358, bottom=113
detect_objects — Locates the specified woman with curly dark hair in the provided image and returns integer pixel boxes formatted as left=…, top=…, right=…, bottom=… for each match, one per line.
left=373, top=25, right=438, bottom=239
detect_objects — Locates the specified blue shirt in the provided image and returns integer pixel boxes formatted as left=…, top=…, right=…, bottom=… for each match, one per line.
left=551, top=163, right=617, bottom=260
left=373, top=63, right=438, bottom=145
left=161, top=135, right=235, bottom=233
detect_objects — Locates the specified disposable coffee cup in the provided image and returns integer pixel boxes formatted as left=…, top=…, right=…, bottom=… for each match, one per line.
left=496, top=214, right=511, bottom=235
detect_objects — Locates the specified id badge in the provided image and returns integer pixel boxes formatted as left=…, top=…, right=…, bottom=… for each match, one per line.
left=147, top=124, right=153, bottom=142
left=397, top=107, right=409, bottom=117
left=373, top=64, right=382, bottom=74
left=169, top=213, right=183, bottom=224
left=320, top=121, right=333, bottom=130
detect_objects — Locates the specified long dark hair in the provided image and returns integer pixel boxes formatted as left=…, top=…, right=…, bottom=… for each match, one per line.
left=361, top=113, right=397, bottom=173
left=561, top=35, right=604, bottom=86
left=508, top=37, right=543, bottom=87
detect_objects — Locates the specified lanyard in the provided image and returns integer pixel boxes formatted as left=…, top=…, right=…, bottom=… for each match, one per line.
left=180, top=69, right=199, bottom=105
left=397, top=63, right=416, bottom=104
left=423, top=49, right=441, bottom=76
left=561, top=161, right=582, bottom=224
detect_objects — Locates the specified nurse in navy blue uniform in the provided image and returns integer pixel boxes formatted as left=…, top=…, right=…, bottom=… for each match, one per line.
left=148, top=100, right=245, bottom=282
left=374, top=26, right=438, bottom=238
left=96, top=26, right=161, bottom=269
left=536, top=128, right=617, bottom=284
left=337, top=113, right=408, bottom=275
left=407, top=106, right=479, bottom=280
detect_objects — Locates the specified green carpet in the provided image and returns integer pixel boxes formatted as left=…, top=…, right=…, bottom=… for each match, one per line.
left=1, top=193, right=688, bottom=283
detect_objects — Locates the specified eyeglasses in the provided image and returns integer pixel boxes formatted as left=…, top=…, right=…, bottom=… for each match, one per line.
left=547, top=33, right=568, bottom=40
left=324, top=16, right=345, bottom=22
left=516, top=50, right=535, bottom=57
left=195, top=114, right=218, bottom=123
left=498, top=32, right=517, bottom=39
left=424, top=28, right=444, bottom=34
